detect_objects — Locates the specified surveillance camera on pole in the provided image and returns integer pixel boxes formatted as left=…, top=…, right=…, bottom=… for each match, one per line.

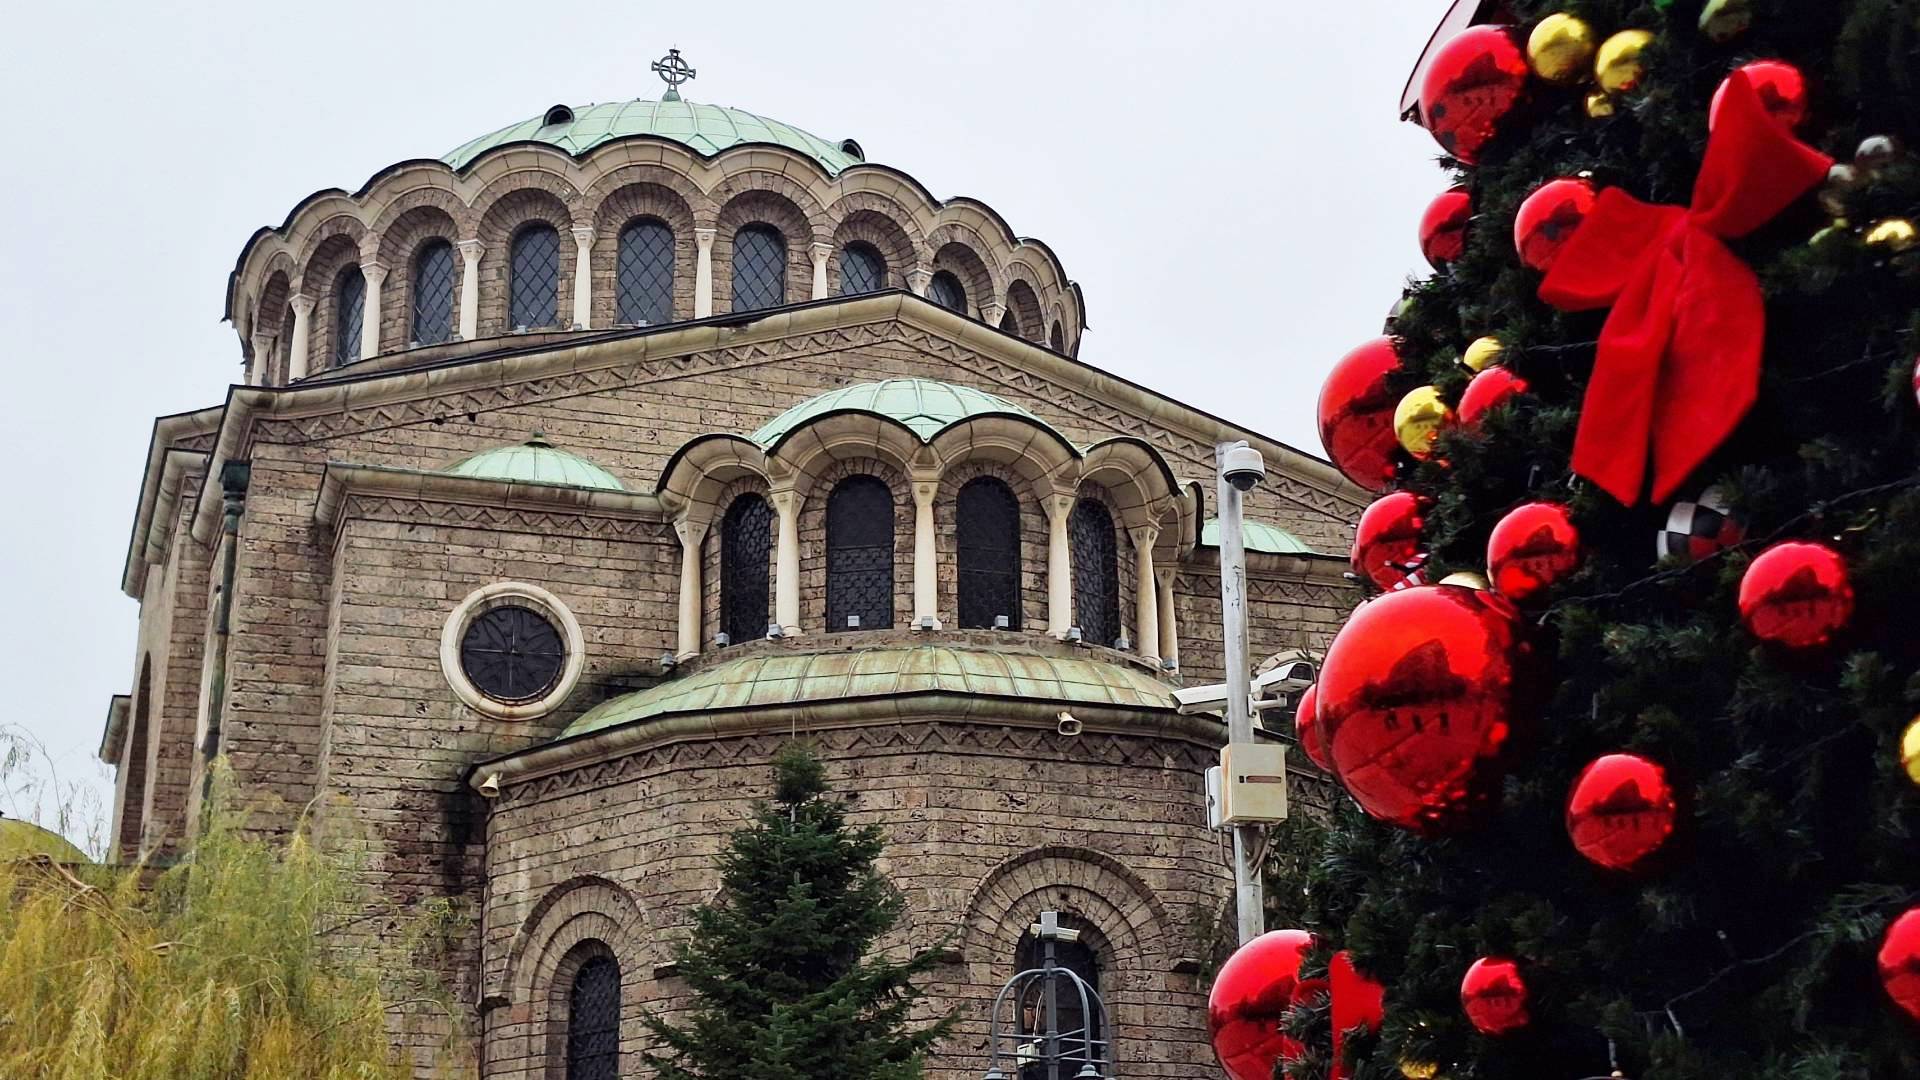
left=1215, top=439, right=1278, bottom=946
left=1221, top=442, right=1266, bottom=492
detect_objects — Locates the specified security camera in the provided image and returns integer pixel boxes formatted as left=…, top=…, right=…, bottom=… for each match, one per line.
left=1221, top=442, right=1266, bottom=493
left=478, top=772, right=503, bottom=798
left=1172, top=683, right=1231, bottom=715
left=1253, top=659, right=1316, bottom=699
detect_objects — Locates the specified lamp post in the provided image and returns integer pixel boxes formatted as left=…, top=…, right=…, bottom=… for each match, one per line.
left=980, top=911, right=1111, bottom=1080
left=1217, top=440, right=1268, bottom=946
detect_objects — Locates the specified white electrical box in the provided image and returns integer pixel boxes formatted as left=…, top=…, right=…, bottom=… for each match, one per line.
left=1205, top=765, right=1224, bottom=831
left=1219, top=744, right=1289, bottom=825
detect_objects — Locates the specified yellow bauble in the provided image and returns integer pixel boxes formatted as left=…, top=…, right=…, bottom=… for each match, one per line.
left=1462, top=336, right=1505, bottom=373
left=1866, top=218, right=1919, bottom=252
left=1586, top=89, right=1617, bottom=119
left=1595, top=30, right=1656, bottom=95
left=1400, top=1063, right=1441, bottom=1080
left=1440, top=570, right=1491, bottom=591
left=1901, top=718, right=1920, bottom=786
left=1528, top=14, right=1598, bottom=84
left=1394, top=385, right=1452, bottom=459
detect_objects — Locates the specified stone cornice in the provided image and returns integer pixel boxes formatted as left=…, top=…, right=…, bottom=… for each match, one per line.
left=120, top=407, right=222, bottom=599
left=99, top=694, right=132, bottom=763
left=313, top=462, right=668, bottom=537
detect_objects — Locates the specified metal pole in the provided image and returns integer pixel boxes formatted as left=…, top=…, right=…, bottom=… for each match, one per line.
left=1217, top=441, right=1266, bottom=945
left=1043, top=934, right=1060, bottom=1080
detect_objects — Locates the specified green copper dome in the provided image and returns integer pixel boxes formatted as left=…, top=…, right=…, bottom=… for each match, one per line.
left=1201, top=517, right=1314, bottom=555
left=750, top=379, right=1051, bottom=449
left=444, top=435, right=626, bottom=491
left=443, top=98, right=861, bottom=174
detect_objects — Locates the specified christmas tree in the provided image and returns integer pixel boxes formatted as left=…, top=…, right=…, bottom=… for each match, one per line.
left=1219, top=2, right=1920, bottom=1078
left=643, top=744, right=952, bottom=1080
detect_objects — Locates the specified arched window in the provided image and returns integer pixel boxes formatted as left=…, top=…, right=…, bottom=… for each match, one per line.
left=732, top=224, right=787, bottom=312
left=510, top=223, right=561, bottom=329
left=1069, top=499, right=1120, bottom=647
left=721, top=494, right=773, bottom=643
left=278, top=304, right=296, bottom=373
left=334, top=265, right=365, bottom=366
left=826, top=475, right=893, bottom=632
left=837, top=242, right=885, bottom=296
left=566, top=954, right=621, bottom=1080
left=999, top=309, right=1020, bottom=335
left=412, top=240, right=456, bottom=345
left=957, top=477, right=1021, bottom=630
left=616, top=218, right=675, bottom=326
left=928, top=270, right=967, bottom=313
left=1049, top=322, right=1066, bottom=353
left=1015, top=918, right=1104, bottom=1064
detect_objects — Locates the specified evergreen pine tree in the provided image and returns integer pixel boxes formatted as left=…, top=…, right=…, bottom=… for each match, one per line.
left=1286, top=3, right=1920, bottom=1078
left=643, top=744, right=953, bottom=1079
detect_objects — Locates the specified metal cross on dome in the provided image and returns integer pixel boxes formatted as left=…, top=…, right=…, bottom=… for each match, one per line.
left=653, top=49, right=696, bottom=101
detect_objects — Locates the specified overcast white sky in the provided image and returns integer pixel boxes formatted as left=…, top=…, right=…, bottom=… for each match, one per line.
left=0, top=0, right=1442, bottom=841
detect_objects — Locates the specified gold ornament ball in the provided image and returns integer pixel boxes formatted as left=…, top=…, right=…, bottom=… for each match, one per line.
left=1901, top=718, right=1920, bottom=786
left=1595, top=30, right=1656, bottom=96
left=1401, top=1063, right=1441, bottom=1080
left=1866, top=218, right=1919, bottom=252
left=1394, top=385, right=1453, bottom=459
left=1462, top=336, right=1505, bottom=372
left=1528, top=14, right=1598, bottom=85
left=1699, top=0, right=1753, bottom=43
left=1585, top=89, right=1617, bottom=119
left=1440, top=570, right=1491, bottom=590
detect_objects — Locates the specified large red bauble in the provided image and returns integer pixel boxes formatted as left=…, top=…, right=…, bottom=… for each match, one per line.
left=1460, top=956, right=1531, bottom=1035
left=1420, top=24, right=1531, bottom=165
left=1294, top=684, right=1334, bottom=773
left=1353, top=492, right=1430, bottom=591
left=1318, top=584, right=1530, bottom=832
left=1514, top=177, right=1596, bottom=273
left=1879, top=907, right=1920, bottom=1023
left=1209, top=929, right=1316, bottom=1080
left=1330, top=951, right=1386, bottom=1080
left=1737, top=541, right=1855, bottom=651
left=1711, top=59, right=1809, bottom=133
left=1488, top=502, right=1581, bottom=603
left=1420, top=188, right=1474, bottom=269
left=1319, top=337, right=1406, bottom=492
left=1566, top=753, right=1677, bottom=872
left=1458, top=365, right=1529, bottom=426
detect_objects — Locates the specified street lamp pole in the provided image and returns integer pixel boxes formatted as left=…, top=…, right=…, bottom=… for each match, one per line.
left=1217, top=440, right=1267, bottom=946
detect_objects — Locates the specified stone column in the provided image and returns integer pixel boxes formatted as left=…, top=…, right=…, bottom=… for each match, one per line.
left=694, top=228, right=717, bottom=318
left=1130, top=524, right=1161, bottom=662
left=673, top=516, right=709, bottom=660
left=981, top=300, right=1008, bottom=327
left=286, top=295, right=314, bottom=381
left=570, top=225, right=595, bottom=329
left=911, top=478, right=941, bottom=629
left=810, top=242, right=833, bottom=300
left=772, top=487, right=802, bottom=636
left=457, top=240, right=484, bottom=341
left=1041, top=494, right=1075, bottom=637
left=247, top=332, right=271, bottom=386
left=1156, top=566, right=1179, bottom=671
left=907, top=267, right=933, bottom=297
left=359, top=260, right=388, bottom=359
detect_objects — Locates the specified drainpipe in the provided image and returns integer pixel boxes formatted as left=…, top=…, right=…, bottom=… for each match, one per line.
left=197, top=461, right=249, bottom=819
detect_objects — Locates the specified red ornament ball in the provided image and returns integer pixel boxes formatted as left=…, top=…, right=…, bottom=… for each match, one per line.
left=1737, top=541, right=1855, bottom=652
left=1458, top=365, right=1529, bottom=426
left=1209, top=929, right=1316, bottom=1080
left=1319, top=337, right=1406, bottom=492
left=1514, top=177, right=1596, bottom=273
left=1420, top=187, right=1474, bottom=269
left=1353, top=492, right=1430, bottom=591
left=1294, top=684, right=1334, bottom=773
left=1318, top=584, right=1531, bottom=832
left=1330, top=951, right=1385, bottom=1080
left=1711, top=59, right=1809, bottom=133
left=1420, top=25, right=1532, bottom=166
left=1879, top=907, right=1920, bottom=1023
left=1461, top=956, right=1531, bottom=1036
left=1566, top=753, right=1678, bottom=872
left=1488, top=502, right=1581, bottom=603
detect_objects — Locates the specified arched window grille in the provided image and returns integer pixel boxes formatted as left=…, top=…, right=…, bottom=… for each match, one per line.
left=957, top=477, right=1021, bottom=630
left=566, top=954, right=621, bottom=1080
left=412, top=240, right=456, bottom=345
left=1069, top=499, right=1120, bottom=647
left=1014, top=918, right=1104, bottom=1063
left=732, top=224, right=787, bottom=312
left=1049, top=322, right=1066, bottom=353
left=826, top=475, right=893, bottom=632
left=510, top=223, right=562, bottom=329
left=721, top=494, right=773, bottom=643
left=616, top=218, right=675, bottom=326
left=334, top=265, right=365, bottom=366
left=928, top=270, right=967, bottom=314
left=837, top=242, right=885, bottom=296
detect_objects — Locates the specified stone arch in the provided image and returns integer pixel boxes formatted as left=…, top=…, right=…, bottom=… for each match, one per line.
left=367, top=184, right=471, bottom=241
left=304, top=234, right=363, bottom=371
left=703, top=477, right=776, bottom=647
left=477, top=187, right=576, bottom=337
left=714, top=187, right=813, bottom=312
left=797, top=456, right=912, bottom=633
left=375, top=204, right=461, bottom=349
left=1002, top=278, right=1044, bottom=342
left=928, top=234, right=996, bottom=319
left=1068, top=481, right=1136, bottom=649
left=253, top=269, right=292, bottom=385
left=935, top=461, right=1047, bottom=633
left=504, top=875, right=649, bottom=1080
left=829, top=208, right=915, bottom=296
left=590, top=180, right=698, bottom=327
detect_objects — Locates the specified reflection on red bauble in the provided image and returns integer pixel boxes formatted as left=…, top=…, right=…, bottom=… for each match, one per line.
left=1514, top=177, right=1596, bottom=272
left=1319, top=337, right=1406, bottom=492
left=1318, top=585, right=1531, bottom=832
left=1209, top=929, right=1316, bottom=1080
left=1420, top=188, right=1474, bottom=269
left=1566, top=753, right=1677, bottom=872
left=1711, top=59, right=1808, bottom=132
left=1461, top=956, right=1531, bottom=1035
left=1488, top=502, right=1581, bottom=603
left=1354, top=492, right=1430, bottom=591
left=1330, top=951, right=1386, bottom=1080
left=1420, top=24, right=1531, bottom=165
left=1458, top=365, right=1529, bottom=426
left=1737, top=542, right=1855, bottom=651
left=1879, top=907, right=1920, bottom=1023
left=1295, top=684, right=1334, bottom=773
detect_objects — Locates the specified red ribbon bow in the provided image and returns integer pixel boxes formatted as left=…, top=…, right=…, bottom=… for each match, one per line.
left=1538, top=72, right=1833, bottom=505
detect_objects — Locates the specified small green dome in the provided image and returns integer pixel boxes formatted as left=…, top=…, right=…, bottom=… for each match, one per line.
left=443, top=98, right=861, bottom=174
left=444, top=434, right=626, bottom=491
left=1201, top=517, right=1314, bottom=555
left=750, top=379, right=1052, bottom=449
left=0, top=818, right=88, bottom=863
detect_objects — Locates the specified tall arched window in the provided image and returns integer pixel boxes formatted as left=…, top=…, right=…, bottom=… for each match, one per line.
left=616, top=218, right=674, bottom=326
left=928, top=270, right=967, bottom=313
left=999, top=309, right=1020, bottom=336
left=957, top=477, right=1021, bottom=630
left=826, top=475, right=893, bottom=631
left=510, top=223, right=561, bottom=329
left=1015, top=918, right=1104, bottom=1063
left=566, top=954, right=621, bottom=1080
left=412, top=240, right=456, bottom=345
left=721, top=494, right=773, bottom=643
left=334, top=265, right=365, bottom=366
left=278, top=304, right=296, bottom=373
left=1069, top=498, right=1120, bottom=646
left=732, top=224, right=787, bottom=312
left=837, top=242, right=885, bottom=296
left=1049, top=322, right=1066, bottom=353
